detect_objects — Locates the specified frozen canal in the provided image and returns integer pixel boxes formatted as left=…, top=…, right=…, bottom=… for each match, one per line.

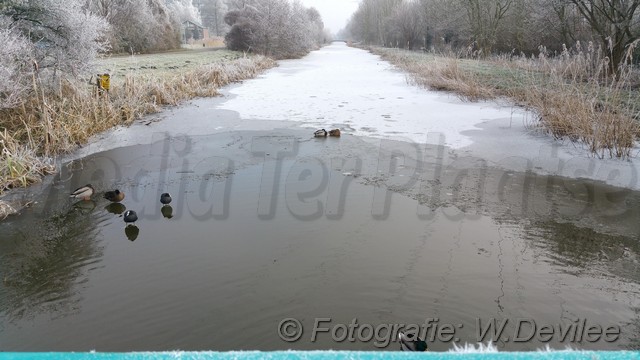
left=0, top=43, right=639, bottom=352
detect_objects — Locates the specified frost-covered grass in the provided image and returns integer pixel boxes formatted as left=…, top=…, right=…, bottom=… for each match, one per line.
left=96, top=48, right=242, bottom=78
left=0, top=50, right=276, bottom=198
left=366, top=45, right=640, bottom=159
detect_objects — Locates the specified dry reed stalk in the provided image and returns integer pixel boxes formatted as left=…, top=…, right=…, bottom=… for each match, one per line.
left=364, top=44, right=639, bottom=159
left=0, top=55, right=276, bottom=196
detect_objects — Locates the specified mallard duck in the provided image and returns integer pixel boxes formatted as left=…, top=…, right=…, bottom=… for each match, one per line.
left=329, top=129, right=341, bottom=137
left=314, top=129, right=328, bottom=137
left=399, top=332, right=428, bottom=352
left=70, top=184, right=94, bottom=201
left=160, top=193, right=172, bottom=205
left=124, top=210, right=138, bottom=225
left=104, top=189, right=125, bottom=203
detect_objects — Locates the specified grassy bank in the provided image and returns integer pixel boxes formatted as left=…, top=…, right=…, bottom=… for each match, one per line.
left=0, top=49, right=276, bottom=217
left=363, top=45, right=640, bottom=159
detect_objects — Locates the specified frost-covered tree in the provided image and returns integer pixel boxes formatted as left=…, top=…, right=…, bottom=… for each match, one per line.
left=224, top=6, right=260, bottom=51
left=225, top=0, right=257, bottom=11
left=85, top=0, right=179, bottom=53
left=390, top=1, right=424, bottom=49
left=223, top=0, right=325, bottom=58
left=166, top=0, right=202, bottom=24
left=3, top=0, right=108, bottom=76
left=0, top=19, right=33, bottom=109
left=200, top=0, right=228, bottom=36
left=306, top=7, right=326, bottom=45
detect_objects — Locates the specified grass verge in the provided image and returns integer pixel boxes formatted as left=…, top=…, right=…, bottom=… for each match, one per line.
left=363, top=44, right=640, bottom=159
left=0, top=51, right=276, bottom=199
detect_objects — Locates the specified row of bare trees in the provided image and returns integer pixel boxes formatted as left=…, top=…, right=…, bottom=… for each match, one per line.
left=344, top=0, right=640, bottom=71
left=0, top=0, right=327, bottom=109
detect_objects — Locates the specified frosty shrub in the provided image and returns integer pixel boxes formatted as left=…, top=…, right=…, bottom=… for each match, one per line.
left=0, top=20, right=32, bottom=109
left=167, top=0, right=202, bottom=24
left=4, top=0, right=108, bottom=77
left=86, top=0, right=180, bottom=54
left=224, top=0, right=325, bottom=59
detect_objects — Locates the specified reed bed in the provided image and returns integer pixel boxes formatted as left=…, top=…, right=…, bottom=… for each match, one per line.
left=0, top=54, right=276, bottom=196
left=366, top=43, right=640, bottom=159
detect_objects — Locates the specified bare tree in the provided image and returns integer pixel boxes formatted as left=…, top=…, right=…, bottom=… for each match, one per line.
left=348, top=0, right=397, bottom=45
left=568, top=0, right=640, bottom=72
left=306, top=7, right=326, bottom=45
left=418, top=0, right=466, bottom=49
left=85, top=0, right=180, bottom=53
left=4, top=0, right=108, bottom=75
left=223, top=0, right=324, bottom=58
left=0, top=20, right=33, bottom=109
left=391, top=1, right=424, bottom=49
left=226, top=0, right=257, bottom=11
left=200, top=0, right=228, bottom=36
left=461, top=0, right=513, bottom=54
left=166, top=0, right=202, bottom=24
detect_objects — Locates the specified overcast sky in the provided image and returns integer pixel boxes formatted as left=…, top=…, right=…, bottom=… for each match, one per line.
left=299, top=0, right=360, bottom=34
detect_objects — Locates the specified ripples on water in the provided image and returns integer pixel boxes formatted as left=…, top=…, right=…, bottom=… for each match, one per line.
left=0, top=131, right=639, bottom=352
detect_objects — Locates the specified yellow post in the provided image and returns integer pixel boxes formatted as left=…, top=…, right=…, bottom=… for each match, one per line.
left=97, top=74, right=110, bottom=92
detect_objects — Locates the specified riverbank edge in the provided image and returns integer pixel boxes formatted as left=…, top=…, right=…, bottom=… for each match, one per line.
left=0, top=55, right=278, bottom=220
left=356, top=45, right=640, bottom=160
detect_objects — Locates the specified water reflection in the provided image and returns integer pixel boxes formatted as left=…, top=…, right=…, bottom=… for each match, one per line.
left=161, top=205, right=173, bottom=219
left=529, top=220, right=640, bottom=281
left=125, top=225, right=140, bottom=242
left=72, top=200, right=96, bottom=213
left=105, top=203, right=126, bottom=215
left=1, top=131, right=639, bottom=351
left=0, top=202, right=106, bottom=323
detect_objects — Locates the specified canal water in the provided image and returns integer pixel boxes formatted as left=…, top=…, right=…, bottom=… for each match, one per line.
left=0, top=44, right=638, bottom=352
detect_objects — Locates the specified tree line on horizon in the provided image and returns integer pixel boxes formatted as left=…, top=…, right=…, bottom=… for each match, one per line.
left=0, top=0, right=326, bottom=110
left=342, top=0, right=640, bottom=71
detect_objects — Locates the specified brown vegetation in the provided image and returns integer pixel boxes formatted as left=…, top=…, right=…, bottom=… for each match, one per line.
left=0, top=55, right=276, bottom=196
left=365, top=43, right=640, bottom=159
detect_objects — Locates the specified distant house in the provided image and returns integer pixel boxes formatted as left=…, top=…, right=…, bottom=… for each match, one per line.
left=181, top=20, right=208, bottom=43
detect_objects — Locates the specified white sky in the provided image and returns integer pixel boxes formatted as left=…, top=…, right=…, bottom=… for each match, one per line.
left=299, top=0, right=361, bottom=34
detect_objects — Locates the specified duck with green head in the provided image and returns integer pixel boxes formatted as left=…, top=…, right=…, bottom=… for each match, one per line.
left=399, top=331, right=428, bottom=352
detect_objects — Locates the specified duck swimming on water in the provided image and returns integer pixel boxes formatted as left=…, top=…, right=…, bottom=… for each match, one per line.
left=314, top=129, right=328, bottom=137
left=399, top=331, right=428, bottom=352
left=124, top=210, right=138, bottom=225
left=160, top=193, right=172, bottom=205
left=104, top=189, right=125, bottom=203
left=70, top=184, right=94, bottom=201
